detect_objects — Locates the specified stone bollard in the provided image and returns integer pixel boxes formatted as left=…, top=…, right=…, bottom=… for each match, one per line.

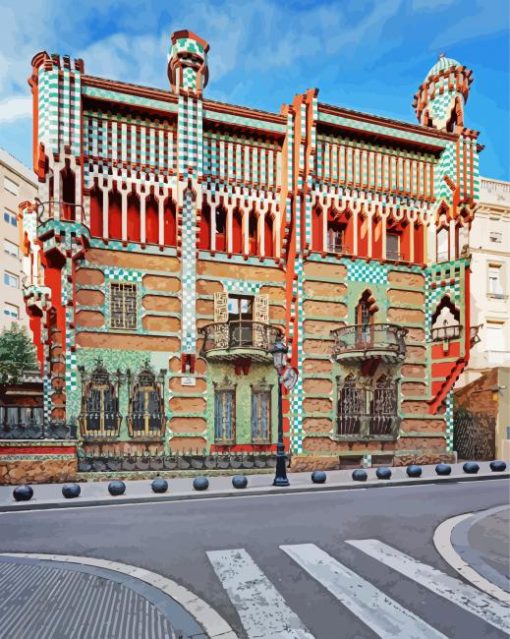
left=406, top=465, right=422, bottom=478
left=151, top=478, right=168, bottom=494
left=490, top=460, right=507, bottom=472
left=435, top=463, right=451, bottom=476
left=193, top=476, right=209, bottom=491
left=463, top=461, right=479, bottom=474
left=62, top=483, right=81, bottom=499
left=13, top=485, right=33, bottom=502
left=352, top=469, right=367, bottom=482
left=376, top=467, right=392, bottom=480
left=311, top=470, right=327, bottom=484
left=108, top=480, right=126, bottom=496
left=232, top=475, right=248, bottom=489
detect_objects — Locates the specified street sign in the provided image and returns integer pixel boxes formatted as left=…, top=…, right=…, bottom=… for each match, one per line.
left=280, top=366, right=299, bottom=391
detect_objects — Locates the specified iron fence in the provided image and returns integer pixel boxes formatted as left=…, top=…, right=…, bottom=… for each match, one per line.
left=331, top=323, right=407, bottom=358
left=200, top=321, right=282, bottom=353
left=0, top=421, right=75, bottom=440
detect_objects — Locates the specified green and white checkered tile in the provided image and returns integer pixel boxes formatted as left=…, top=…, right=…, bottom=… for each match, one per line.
left=347, top=260, right=388, bottom=285
left=104, top=267, right=143, bottom=282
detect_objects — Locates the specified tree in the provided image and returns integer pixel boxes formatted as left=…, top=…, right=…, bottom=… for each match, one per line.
left=0, top=324, right=38, bottom=396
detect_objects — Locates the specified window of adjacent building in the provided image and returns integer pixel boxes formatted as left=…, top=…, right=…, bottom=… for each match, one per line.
left=490, top=231, right=502, bottom=244
left=4, top=239, right=18, bottom=258
left=485, top=321, right=505, bottom=351
left=3, top=176, right=19, bottom=196
left=3, top=303, right=19, bottom=319
left=110, top=282, right=137, bottom=330
left=386, top=232, right=400, bottom=261
left=214, top=388, right=235, bottom=444
left=251, top=388, right=271, bottom=443
left=3, top=271, right=19, bottom=288
left=488, top=264, right=504, bottom=297
left=3, top=211, right=17, bottom=227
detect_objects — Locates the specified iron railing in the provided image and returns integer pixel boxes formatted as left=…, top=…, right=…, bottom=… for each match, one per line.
left=200, top=321, right=282, bottom=354
left=337, top=414, right=400, bottom=438
left=0, top=420, right=75, bottom=440
left=78, top=451, right=284, bottom=473
left=331, top=324, right=407, bottom=359
left=431, top=324, right=462, bottom=341
left=79, top=412, right=122, bottom=440
left=326, top=239, right=351, bottom=255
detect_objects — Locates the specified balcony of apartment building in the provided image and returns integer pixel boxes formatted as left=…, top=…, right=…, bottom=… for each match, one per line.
left=200, top=295, right=282, bottom=363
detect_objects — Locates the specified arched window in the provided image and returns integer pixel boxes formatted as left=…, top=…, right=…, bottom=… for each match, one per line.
left=163, top=196, right=177, bottom=246
left=371, top=375, right=398, bottom=435
left=248, top=209, right=258, bottom=255
left=337, top=375, right=362, bottom=435
left=431, top=296, right=461, bottom=341
left=60, top=162, right=76, bottom=220
left=232, top=208, right=243, bottom=254
left=128, top=368, right=164, bottom=438
left=89, top=185, right=103, bottom=238
left=327, top=215, right=345, bottom=254
left=216, top=206, right=227, bottom=252
left=108, top=189, right=122, bottom=240
left=79, top=363, right=121, bottom=437
left=127, top=191, right=141, bottom=243
left=436, top=226, right=449, bottom=262
left=264, top=214, right=274, bottom=257
left=199, top=201, right=211, bottom=250
left=145, top=194, right=159, bottom=245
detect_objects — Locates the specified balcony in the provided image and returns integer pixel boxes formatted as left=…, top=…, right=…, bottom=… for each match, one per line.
left=331, top=324, right=407, bottom=363
left=200, top=320, right=282, bottom=362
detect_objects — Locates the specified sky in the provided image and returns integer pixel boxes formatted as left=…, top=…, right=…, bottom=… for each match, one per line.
left=0, top=0, right=508, bottom=179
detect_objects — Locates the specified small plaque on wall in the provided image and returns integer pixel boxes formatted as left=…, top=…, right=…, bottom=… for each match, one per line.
left=182, top=376, right=196, bottom=386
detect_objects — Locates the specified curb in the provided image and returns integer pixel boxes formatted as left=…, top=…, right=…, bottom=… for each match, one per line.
left=434, top=505, right=510, bottom=604
left=1, top=471, right=508, bottom=513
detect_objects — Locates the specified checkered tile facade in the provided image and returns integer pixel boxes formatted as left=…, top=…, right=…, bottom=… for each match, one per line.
left=347, top=260, right=388, bottom=285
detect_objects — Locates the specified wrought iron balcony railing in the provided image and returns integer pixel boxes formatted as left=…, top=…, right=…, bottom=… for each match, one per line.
left=326, top=239, right=351, bottom=255
left=200, top=321, right=282, bottom=361
left=431, top=324, right=462, bottom=341
left=337, top=414, right=400, bottom=438
left=331, top=323, right=407, bottom=361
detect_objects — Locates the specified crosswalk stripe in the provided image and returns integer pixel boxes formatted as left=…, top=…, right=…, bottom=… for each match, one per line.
left=280, top=543, right=447, bottom=639
left=347, top=538, right=510, bottom=634
left=207, top=548, right=314, bottom=639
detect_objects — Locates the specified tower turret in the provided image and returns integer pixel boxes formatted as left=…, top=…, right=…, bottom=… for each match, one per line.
left=167, top=30, right=209, bottom=95
left=413, top=53, right=473, bottom=132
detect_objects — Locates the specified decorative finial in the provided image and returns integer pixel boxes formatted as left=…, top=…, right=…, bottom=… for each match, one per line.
left=439, top=52, right=445, bottom=59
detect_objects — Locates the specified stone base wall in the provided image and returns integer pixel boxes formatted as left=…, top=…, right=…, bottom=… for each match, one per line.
left=0, top=458, right=77, bottom=485
left=290, top=450, right=456, bottom=472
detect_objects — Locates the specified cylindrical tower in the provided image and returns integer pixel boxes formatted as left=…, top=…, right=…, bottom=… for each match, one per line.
left=167, top=30, right=209, bottom=95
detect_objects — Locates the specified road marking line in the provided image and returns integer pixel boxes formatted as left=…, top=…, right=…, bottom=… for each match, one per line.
left=281, top=543, right=447, bottom=639
left=207, top=548, right=314, bottom=639
left=433, top=508, right=510, bottom=604
left=0, top=553, right=237, bottom=639
left=347, top=538, right=510, bottom=634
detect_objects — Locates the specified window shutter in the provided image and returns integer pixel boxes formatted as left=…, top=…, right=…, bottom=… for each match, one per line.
left=254, top=294, right=269, bottom=323
left=214, top=292, right=229, bottom=348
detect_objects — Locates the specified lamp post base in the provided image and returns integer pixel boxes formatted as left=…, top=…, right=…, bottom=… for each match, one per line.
left=273, top=443, right=289, bottom=487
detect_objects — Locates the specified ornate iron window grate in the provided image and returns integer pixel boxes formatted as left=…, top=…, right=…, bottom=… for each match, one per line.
left=110, top=282, right=137, bottom=330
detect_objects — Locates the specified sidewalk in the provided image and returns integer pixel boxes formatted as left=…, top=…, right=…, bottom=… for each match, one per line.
left=1, top=461, right=507, bottom=512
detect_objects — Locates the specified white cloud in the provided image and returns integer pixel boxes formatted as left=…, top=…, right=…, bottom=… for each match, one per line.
left=0, top=95, right=32, bottom=123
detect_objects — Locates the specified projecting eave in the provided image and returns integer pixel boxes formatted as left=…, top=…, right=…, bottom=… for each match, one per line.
left=203, top=98, right=286, bottom=138
left=318, top=103, right=456, bottom=153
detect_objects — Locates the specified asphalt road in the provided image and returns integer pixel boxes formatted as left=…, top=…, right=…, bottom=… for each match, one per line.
left=1, top=478, right=508, bottom=639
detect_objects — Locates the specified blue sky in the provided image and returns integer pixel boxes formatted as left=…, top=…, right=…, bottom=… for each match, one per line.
left=0, top=0, right=508, bottom=179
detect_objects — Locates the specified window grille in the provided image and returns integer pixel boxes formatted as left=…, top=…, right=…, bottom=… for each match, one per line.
left=80, top=364, right=121, bottom=437
left=251, top=389, right=271, bottom=443
left=214, top=389, right=235, bottom=444
left=128, top=369, right=164, bottom=438
left=110, top=282, right=137, bottom=329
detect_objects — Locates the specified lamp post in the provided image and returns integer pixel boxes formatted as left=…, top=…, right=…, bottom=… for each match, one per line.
left=271, top=335, right=289, bottom=487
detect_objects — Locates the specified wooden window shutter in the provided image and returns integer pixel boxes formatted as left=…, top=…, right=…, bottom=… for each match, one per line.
left=214, top=292, right=228, bottom=322
left=254, top=294, right=269, bottom=324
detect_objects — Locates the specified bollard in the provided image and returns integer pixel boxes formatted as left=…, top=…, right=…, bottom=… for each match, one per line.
left=151, top=478, right=168, bottom=494
left=108, top=480, right=126, bottom=496
left=352, top=469, right=367, bottom=482
left=62, top=483, right=81, bottom=499
left=463, top=461, right=479, bottom=474
left=376, top=467, right=392, bottom=480
left=490, top=460, right=507, bottom=472
left=193, top=476, right=209, bottom=491
left=232, top=475, right=248, bottom=489
left=311, top=470, right=327, bottom=484
left=406, top=465, right=422, bottom=478
left=435, top=463, right=451, bottom=476
left=13, top=485, right=33, bottom=502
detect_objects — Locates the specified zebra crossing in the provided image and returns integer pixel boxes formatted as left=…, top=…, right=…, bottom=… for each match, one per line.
left=206, top=539, right=510, bottom=639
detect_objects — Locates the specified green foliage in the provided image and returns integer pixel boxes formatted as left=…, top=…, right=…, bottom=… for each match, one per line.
left=0, top=323, right=38, bottom=389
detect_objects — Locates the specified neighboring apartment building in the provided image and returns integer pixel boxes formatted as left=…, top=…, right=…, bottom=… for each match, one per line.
left=18, top=36, right=480, bottom=471
left=0, top=148, right=38, bottom=331
left=459, top=177, right=510, bottom=385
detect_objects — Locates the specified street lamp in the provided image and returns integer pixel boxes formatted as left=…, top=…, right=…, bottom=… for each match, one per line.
left=271, top=335, right=290, bottom=487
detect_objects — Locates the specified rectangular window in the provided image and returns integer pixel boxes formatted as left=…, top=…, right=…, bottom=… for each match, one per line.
left=490, top=231, right=502, bottom=243
left=486, top=322, right=505, bottom=351
left=3, top=211, right=17, bottom=226
left=3, top=271, right=19, bottom=288
left=4, top=303, right=19, bottom=319
left=4, top=239, right=18, bottom=257
left=251, top=389, right=271, bottom=443
left=488, top=265, right=504, bottom=297
left=3, top=176, right=19, bottom=196
left=214, top=389, right=235, bottom=443
left=110, top=282, right=137, bottom=329
left=386, top=233, right=400, bottom=261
